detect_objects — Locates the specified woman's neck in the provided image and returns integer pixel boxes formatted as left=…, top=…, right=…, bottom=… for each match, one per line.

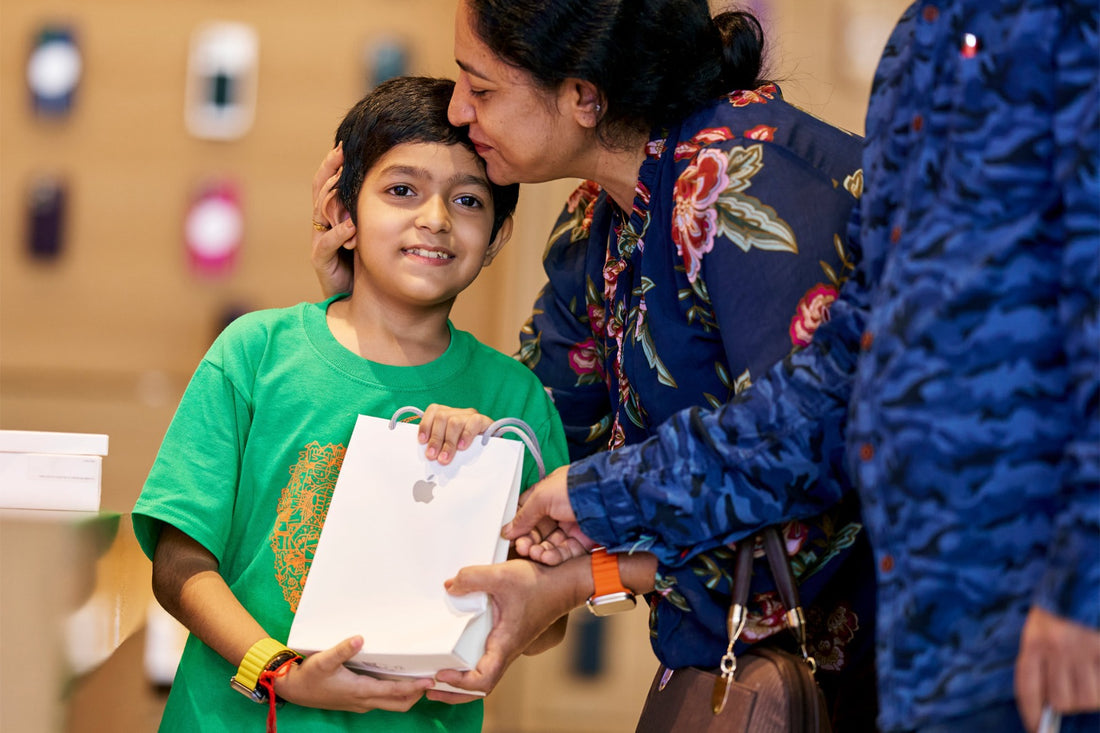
left=587, top=131, right=650, bottom=213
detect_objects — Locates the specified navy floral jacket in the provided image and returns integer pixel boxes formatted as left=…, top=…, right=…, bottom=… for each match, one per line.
left=518, top=85, right=877, bottom=724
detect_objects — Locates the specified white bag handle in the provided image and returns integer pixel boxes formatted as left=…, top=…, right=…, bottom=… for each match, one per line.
left=389, top=406, right=546, bottom=480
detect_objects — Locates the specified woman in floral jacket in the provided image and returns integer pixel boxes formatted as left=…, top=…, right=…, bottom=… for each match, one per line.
left=312, top=0, right=877, bottom=727
left=504, top=81, right=877, bottom=733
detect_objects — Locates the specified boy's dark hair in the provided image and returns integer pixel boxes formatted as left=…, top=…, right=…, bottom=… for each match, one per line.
left=334, top=76, right=519, bottom=268
left=465, top=0, right=765, bottom=148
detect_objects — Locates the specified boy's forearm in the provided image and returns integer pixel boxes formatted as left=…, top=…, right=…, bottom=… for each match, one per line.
left=152, top=524, right=270, bottom=667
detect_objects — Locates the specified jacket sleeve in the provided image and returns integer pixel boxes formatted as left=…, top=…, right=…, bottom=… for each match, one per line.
left=1034, top=0, right=1100, bottom=629
left=567, top=206, right=871, bottom=567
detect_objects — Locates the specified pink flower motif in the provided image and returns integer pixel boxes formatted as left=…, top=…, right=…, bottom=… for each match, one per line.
left=808, top=604, right=860, bottom=671
left=672, top=148, right=729, bottom=282
left=568, top=338, right=604, bottom=379
left=729, top=83, right=779, bottom=107
left=789, top=284, right=838, bottom=347
left=810, top=637, right=846, bottom=672
left=645, top=138, right=667, bottom=159
left=634, top=299, right=648, bottom=339
left=579, top=198, right=597, bottom=237
left=744, top=124, right=777, bottom=141
left=602, top=258, right=627, bottom=295
left=674, top=126, right=734, bottom=161
left=782, top=520, right=809, bottom=555
left=587, top=302, right=606, bottom=335
left=605, top=316, right=623, bottom=341
left=742, top=591, right=787, bottom=643
left=567, top=179, right=602, bottom=213
left=608, top=420, right=626, bottom=451
left=825, top=605, right=859, bottom=644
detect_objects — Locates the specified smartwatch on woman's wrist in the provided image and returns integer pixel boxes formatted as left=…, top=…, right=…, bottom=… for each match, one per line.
left=585, top=547, right=637, bottom=616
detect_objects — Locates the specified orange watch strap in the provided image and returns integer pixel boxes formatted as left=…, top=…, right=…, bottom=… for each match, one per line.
left=590, top=547, right=631, bottom=596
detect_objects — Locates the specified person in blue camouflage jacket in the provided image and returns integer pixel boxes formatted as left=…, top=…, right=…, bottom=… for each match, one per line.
left=505, top=1, right=1100, bottom=731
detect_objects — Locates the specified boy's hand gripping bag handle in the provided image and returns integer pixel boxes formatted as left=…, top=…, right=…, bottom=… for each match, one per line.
left=388, top=406, right=546, bottom=479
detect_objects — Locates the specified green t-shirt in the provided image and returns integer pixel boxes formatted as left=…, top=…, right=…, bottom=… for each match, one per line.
left=133, top=296, right=568, bottom=733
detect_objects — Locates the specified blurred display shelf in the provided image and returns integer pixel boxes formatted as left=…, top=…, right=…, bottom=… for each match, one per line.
left=0, top=510, right=153, bottom=733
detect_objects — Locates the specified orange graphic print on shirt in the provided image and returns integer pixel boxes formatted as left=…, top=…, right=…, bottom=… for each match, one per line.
left=270, top=441, right=345, bottom=613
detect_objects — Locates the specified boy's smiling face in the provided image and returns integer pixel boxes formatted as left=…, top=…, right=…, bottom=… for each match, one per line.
left=348, top=141, right=507, bottom=312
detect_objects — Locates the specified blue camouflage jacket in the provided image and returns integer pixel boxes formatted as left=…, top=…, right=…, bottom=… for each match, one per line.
left=566, top=1, right=1100, bottom=729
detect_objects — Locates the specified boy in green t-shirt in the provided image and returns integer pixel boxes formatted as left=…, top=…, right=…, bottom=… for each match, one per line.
left=132, top=76, right=568, bottom=733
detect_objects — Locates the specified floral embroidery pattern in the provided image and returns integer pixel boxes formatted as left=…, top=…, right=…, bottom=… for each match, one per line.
left=672, top=143, right=800, bottom=285
left=713, top=145, right=799, bottom=255
left=729, top=83, right=779, bottom=107
left=790, top=283, right=839, bottom=347
left=567, top=179, right=601, bottom=213
left=546, top=179, right=602, bottom=249
left=673, top=149, right=729, bottom=282
left=745, top=124, right=777, bottom=141
left=568, top=337, right=605, bottom=383
left=674, top=126, right=734, bottom=161
left=742, top=591, right=788, bottom=642
left=844, top=169, right=864, bottom=199
left=806, top=604, right=860, bottom=671
left=270, top=442, right=345, bottom=612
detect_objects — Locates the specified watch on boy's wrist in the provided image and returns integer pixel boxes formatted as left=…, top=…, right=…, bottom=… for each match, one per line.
left=585, top=547, right=637, bottom=616
left=229, top=637, right=299, bottom=702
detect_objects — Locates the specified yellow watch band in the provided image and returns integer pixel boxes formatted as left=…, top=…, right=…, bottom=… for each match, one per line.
left=230, top=637, right=297, bottom=701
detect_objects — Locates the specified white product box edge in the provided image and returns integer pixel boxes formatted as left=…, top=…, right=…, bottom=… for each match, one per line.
left=0, top=430, right=109, bottom=457
left=0, top=452, right=102, bottom=511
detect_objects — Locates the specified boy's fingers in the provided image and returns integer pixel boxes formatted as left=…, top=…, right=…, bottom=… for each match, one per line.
left=382, top=677, right=435, bottom=696
left=442, top=416, right=476, bottom=458
left=418, top=404, right=441, bottom=453
left=310, top=635, right=364, bottom=674
left=456, top=416, right=491, bottom=451
left=426, top=688, right=482, bottom=704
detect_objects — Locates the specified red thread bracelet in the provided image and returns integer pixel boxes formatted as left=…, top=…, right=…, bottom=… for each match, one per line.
left=258, top=655, right=301, bottom=733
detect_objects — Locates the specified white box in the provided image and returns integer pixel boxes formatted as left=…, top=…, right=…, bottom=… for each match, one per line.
left=288, top=415, right=523, bottom=691
left=0, top=431, right=109, bottom=512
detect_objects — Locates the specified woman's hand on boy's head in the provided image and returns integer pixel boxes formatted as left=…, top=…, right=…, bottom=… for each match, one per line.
left=312, top=144, right=355, bottom=297
left=274, top=635, right=432, bottom=714
left=418, top=405, right=493, bottom=464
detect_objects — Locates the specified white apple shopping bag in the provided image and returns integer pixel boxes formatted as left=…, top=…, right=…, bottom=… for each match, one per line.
left=287, top=409, right=542, bottom=691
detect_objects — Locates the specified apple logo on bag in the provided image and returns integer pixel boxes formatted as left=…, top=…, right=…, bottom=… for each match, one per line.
left=413, top=474, right=437, bottom=504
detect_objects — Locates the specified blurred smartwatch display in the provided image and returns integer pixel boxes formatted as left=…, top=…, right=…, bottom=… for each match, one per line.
left=27, top=24, right=81, bottom=117
left=185, top=181, right=243, bottom=276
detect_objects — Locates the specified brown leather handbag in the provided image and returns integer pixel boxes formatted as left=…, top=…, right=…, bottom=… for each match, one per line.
left=634, top=527, right=832, bottom=733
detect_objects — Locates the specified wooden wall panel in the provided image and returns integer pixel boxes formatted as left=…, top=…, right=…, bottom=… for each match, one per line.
left=0, top=0, right=570, bottom=513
